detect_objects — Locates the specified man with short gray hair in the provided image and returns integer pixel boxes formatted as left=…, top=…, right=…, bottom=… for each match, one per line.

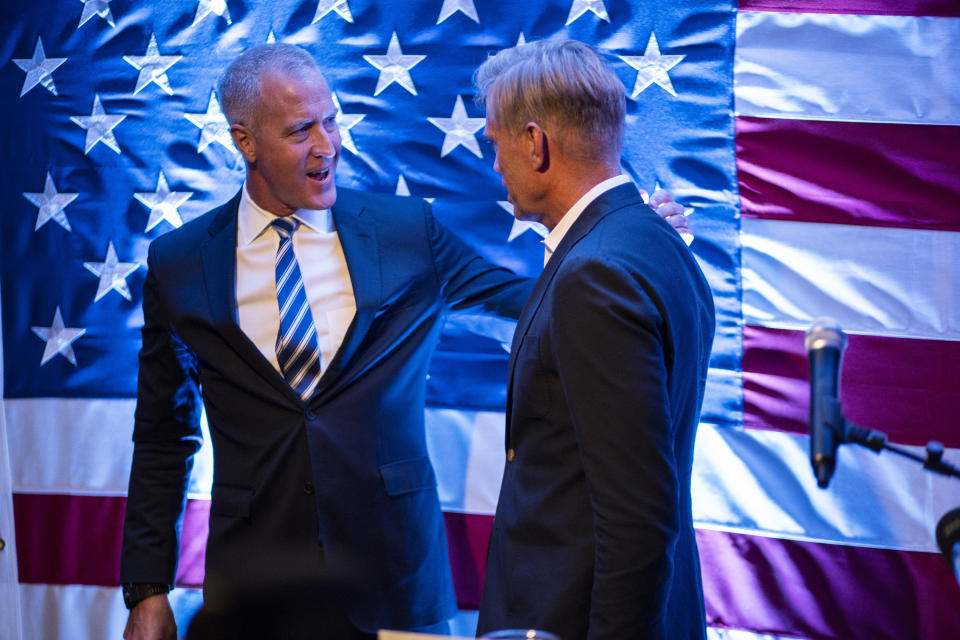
left=475, top=39, right=714, bottom=639
left=118, top=43, right=533, bottom=639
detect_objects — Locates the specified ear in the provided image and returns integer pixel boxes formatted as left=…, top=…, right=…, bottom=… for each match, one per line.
left=524, top=122, right=549, bottom=173
left=230, top=124, right=257, bottom=163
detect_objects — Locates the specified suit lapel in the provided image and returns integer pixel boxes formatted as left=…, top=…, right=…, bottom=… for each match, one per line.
left=312, top=188, right=381, bottom=398
left=505, top=182, right=645, bottom=435
left=199, top=192, right=301, bottom=404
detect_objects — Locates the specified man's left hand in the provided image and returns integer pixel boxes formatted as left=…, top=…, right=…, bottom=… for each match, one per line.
left=649, top=189, right=693, bottom=245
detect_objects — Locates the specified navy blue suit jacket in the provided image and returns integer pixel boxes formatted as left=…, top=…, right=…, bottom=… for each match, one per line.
left=477, top=183, right=715, bottom=640
left=119, top=187, right=530, bottom=632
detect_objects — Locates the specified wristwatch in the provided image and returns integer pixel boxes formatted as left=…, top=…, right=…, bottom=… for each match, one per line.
left=122, top=583, right=171, bottom=610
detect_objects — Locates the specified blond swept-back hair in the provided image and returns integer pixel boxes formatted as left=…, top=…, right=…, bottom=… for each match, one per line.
left=474, top=39, right=625, bottom=160
left=217, top=43, right=323, bottom=131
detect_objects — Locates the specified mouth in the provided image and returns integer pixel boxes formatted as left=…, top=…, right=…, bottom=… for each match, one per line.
left=307, top=167, right=331, bottom=183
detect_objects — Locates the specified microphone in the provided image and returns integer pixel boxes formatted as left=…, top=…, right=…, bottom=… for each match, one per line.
left=936, top=508, right=960, bottom=587
left=805, top=320, right=847, bottom=488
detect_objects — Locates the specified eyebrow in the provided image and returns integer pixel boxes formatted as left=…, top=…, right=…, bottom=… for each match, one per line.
left=284, top=119, right=313, bottom=135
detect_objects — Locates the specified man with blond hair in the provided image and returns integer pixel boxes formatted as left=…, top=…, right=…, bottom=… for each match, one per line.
left=475, top=39, right=714, bottom=639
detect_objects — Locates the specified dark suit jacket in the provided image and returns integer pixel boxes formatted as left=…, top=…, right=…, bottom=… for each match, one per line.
left=477, top=183, right=715, bottom=640
left=119, top=187, right=531, bottom=632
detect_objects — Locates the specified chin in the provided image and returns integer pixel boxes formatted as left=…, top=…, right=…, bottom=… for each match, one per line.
left=310, top=183, right=337, bottom=210
left=513, top=206, right=539, bottom=223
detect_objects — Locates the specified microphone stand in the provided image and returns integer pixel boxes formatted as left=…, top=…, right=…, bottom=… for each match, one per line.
left=823, top=397, right=960, bottom=480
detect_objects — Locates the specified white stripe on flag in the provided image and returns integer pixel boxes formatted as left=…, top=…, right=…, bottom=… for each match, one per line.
left=735, top=12, right=960, bottom=125
left=693, top=422, right=957, bottom=553
left=18, top=584, right=203, bottom=640
left=18, top=400, right=957, bottom=556
left=707, top=626, right=805, bottom=640
left=429, top=406, right=960, bottom=554
left=426, top=408, right=505, bottom=515
left=742, top=218, right=960, bottom=339
left=5, top=398, right=213, bottom=498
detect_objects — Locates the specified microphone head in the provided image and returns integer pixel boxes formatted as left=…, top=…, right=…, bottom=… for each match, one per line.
left=936, top=507, right=960, bottom=564
left=805, top=318, right=847, bottom=354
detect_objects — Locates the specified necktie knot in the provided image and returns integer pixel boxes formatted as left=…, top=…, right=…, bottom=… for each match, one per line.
left=271, top=216, right=299, bottom=240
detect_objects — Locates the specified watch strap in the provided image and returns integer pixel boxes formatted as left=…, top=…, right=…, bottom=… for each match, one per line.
left=122, top=583, right=171, bottom=610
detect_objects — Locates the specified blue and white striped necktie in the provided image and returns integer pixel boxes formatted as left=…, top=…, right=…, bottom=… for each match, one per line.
left=271, top=217, right=321, bottom=401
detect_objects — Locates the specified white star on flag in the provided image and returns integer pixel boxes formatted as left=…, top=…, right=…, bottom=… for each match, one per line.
left=619, top=33, right=685, bottom=97
left=396, top=175, right=411, bottom=197
left=185, top=91, right=235, bottom=154
left=70, top=94, right=126, bottom=155
left=83, top=241, right=140, bottom=302
left=566, top=0, right=609, bottom=25
left=313, top=0, right=353, bottom=23
left=363, top=32, right=425, bottom=96
left=192, top=0, right=231, bottom=26
left=23, top=172, right=78, bottom=232
left=428, top=95, right=485, bottom=158
left=123, top=33, right=182, bottom=95
left=135, top=171, right=193, bottom=232
left=516, top=32, right=527, bottom=46
left=266, top=29, right=277, bottom=44
left=32, top=306, right=86, bottom=366
left=13, top=37, right=66, bottom=97
left=437, top=0, right=479, bottom=24
left=498, top=201, right=548, bottom=241
left=78, top=0, right=115, bottom=29
left=332, top=93, right=365, bottom=155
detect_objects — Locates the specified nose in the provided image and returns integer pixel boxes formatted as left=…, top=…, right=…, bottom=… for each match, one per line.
left=310, top=127, right=336, bottom=159
left=493, top=154, right=501, bottom=173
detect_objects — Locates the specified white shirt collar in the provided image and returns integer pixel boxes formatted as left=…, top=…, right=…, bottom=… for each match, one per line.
left=237, top=182, right=334, bottom=246
left=543, top=174, right=632, bottom=266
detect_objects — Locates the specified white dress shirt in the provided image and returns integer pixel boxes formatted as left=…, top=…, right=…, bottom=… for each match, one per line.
left=543, top=174, right=633, bottom=266
left=235, top=185, right=356, bottom=395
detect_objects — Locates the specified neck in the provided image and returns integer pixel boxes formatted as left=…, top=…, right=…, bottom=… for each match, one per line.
left=245, top=168, right=295, bottom=217
left=539, top=161, right=621, bottom=230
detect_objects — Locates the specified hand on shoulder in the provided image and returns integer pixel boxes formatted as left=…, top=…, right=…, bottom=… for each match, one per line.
left=649, top=189, right=693, bottom=245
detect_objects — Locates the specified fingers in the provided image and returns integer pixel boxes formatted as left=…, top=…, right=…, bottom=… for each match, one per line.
left=654, top=201, right=684, bottom=218
left=648, top=188, right=673, bottom=208
left=648, top=188, right=695, bottom=245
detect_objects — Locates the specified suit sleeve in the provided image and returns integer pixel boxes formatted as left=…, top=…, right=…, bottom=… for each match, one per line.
left=549, top=255, right=679, bottom=639
left=422, top=202, right=534, bottom=320
left=120, top=240, right=204, bottom=586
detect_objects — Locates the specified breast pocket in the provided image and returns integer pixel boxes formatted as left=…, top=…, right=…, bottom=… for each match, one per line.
left=512, top=335, right=551, bottom=418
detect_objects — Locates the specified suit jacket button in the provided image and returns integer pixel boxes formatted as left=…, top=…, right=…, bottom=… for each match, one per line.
left=304, top=481, right=315, bottom=495
left=506, top=448, right=515, bottom=462
left=305, top=409, right=317, bottom=420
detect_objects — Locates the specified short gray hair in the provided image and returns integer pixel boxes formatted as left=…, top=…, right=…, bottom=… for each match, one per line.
left=217, top=44, right=322, bottom=130
left=474, top=39, right=625, bottom=160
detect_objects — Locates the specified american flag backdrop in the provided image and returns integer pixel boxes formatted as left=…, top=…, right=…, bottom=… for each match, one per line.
left=1, top=0, right=959, bottom=638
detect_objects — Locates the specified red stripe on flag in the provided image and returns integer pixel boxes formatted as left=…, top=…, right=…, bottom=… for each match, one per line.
left=176, top=499, right=209, bottom=588
left=736, top=117, right=960, bottom=231
left=13, top=493, right=124, bottom=586
left=443, top=511, right=494, bottom=609
left=16, top=493, right=960, bottom=638
left=697, top=528, right=960, bottom=639
left=13, top=494, right=208, bottom=587
left=743, top=325, right=960, bottom=447
left=738, top=0, right=960, bottom=16
left=12, top=493, right=495, bottom=608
